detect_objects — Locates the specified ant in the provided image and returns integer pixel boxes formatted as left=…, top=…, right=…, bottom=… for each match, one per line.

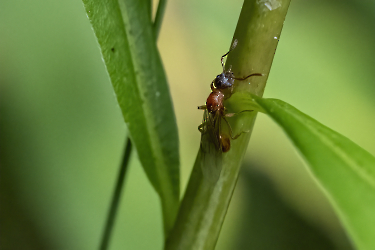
left=198, top=40, right=262, bottom=153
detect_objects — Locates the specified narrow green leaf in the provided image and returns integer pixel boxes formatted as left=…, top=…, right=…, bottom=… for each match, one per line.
left=165, top=0, right=291, bottom=249
left=81, top=0, right=179, bottom=236
left=247, top=94, right=375, bottom=250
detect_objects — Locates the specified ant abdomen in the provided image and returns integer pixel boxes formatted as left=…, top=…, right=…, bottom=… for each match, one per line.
left=219, top=134, right=230, bottom=152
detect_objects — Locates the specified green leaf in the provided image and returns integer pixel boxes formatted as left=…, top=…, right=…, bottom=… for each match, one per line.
left=81, top=0, right=179, bottom=236
left=246, top=93, right=375, bottom=250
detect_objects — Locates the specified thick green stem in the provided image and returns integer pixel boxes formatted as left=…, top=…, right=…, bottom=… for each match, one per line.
left=165, top=0, right=290, bottom=249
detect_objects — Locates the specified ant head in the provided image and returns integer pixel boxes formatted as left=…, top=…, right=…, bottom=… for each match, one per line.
left=216, top=40, right=238, bottom=89
left=213, top=72, right=235, bottom=89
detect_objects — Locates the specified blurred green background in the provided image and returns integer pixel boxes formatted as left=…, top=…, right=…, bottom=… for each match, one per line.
left=1, top=0, right=374, bottom=249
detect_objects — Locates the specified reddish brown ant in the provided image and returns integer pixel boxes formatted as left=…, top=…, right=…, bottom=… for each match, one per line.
left=197, top=88, right=253, bottom=153
left=198, top=41, right=262, bottom=153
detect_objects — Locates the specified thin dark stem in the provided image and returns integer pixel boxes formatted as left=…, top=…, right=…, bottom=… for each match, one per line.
left=153, top=0, right=167, bottom=40
left=99, top=137, right=132, bottom=250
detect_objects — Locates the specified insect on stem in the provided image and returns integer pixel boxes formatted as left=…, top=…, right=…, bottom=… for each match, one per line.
left=198, top=41, right=263, bottom=153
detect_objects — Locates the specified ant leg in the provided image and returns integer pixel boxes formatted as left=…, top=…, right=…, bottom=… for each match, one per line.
left=224, top=110, right=253, bottom=118
left=231, top=130, right=249, bottom=140
left=198, top=105, right=207, bottom=110
left=222, top=110, right=254, bottom=140
left=221, top=50, right=231, bottom=69
left=234, top=73, right=263, bottom=81
left=221, top=39, right=239, bottom=70
left=222, top=116, right=250, bottom=140
left=221, top=43, right=237, bottom=70
left=198, top=122, right=208, bottom=132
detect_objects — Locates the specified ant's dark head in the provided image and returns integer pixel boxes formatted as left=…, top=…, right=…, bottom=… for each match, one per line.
left=214, top=73, right=234, bottom=89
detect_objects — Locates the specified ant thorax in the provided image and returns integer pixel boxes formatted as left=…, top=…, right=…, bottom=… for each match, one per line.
left=206, top=90, right=225, bottom=115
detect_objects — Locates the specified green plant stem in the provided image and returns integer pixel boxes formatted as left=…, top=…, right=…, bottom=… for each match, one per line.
left=165, top=0, right=290, bottom=249
left=153, top=0, right=168, bottom=40
left=99, top=137, right=132, bottom=250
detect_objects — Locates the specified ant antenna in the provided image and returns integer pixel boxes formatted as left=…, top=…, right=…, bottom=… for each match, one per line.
left=234, top=73, right=264, bottom=81
left=221, top=39, right=238, bottom=71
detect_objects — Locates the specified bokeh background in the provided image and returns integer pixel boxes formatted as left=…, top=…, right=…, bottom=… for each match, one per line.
left=1, top=0, right=374, bottom=249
